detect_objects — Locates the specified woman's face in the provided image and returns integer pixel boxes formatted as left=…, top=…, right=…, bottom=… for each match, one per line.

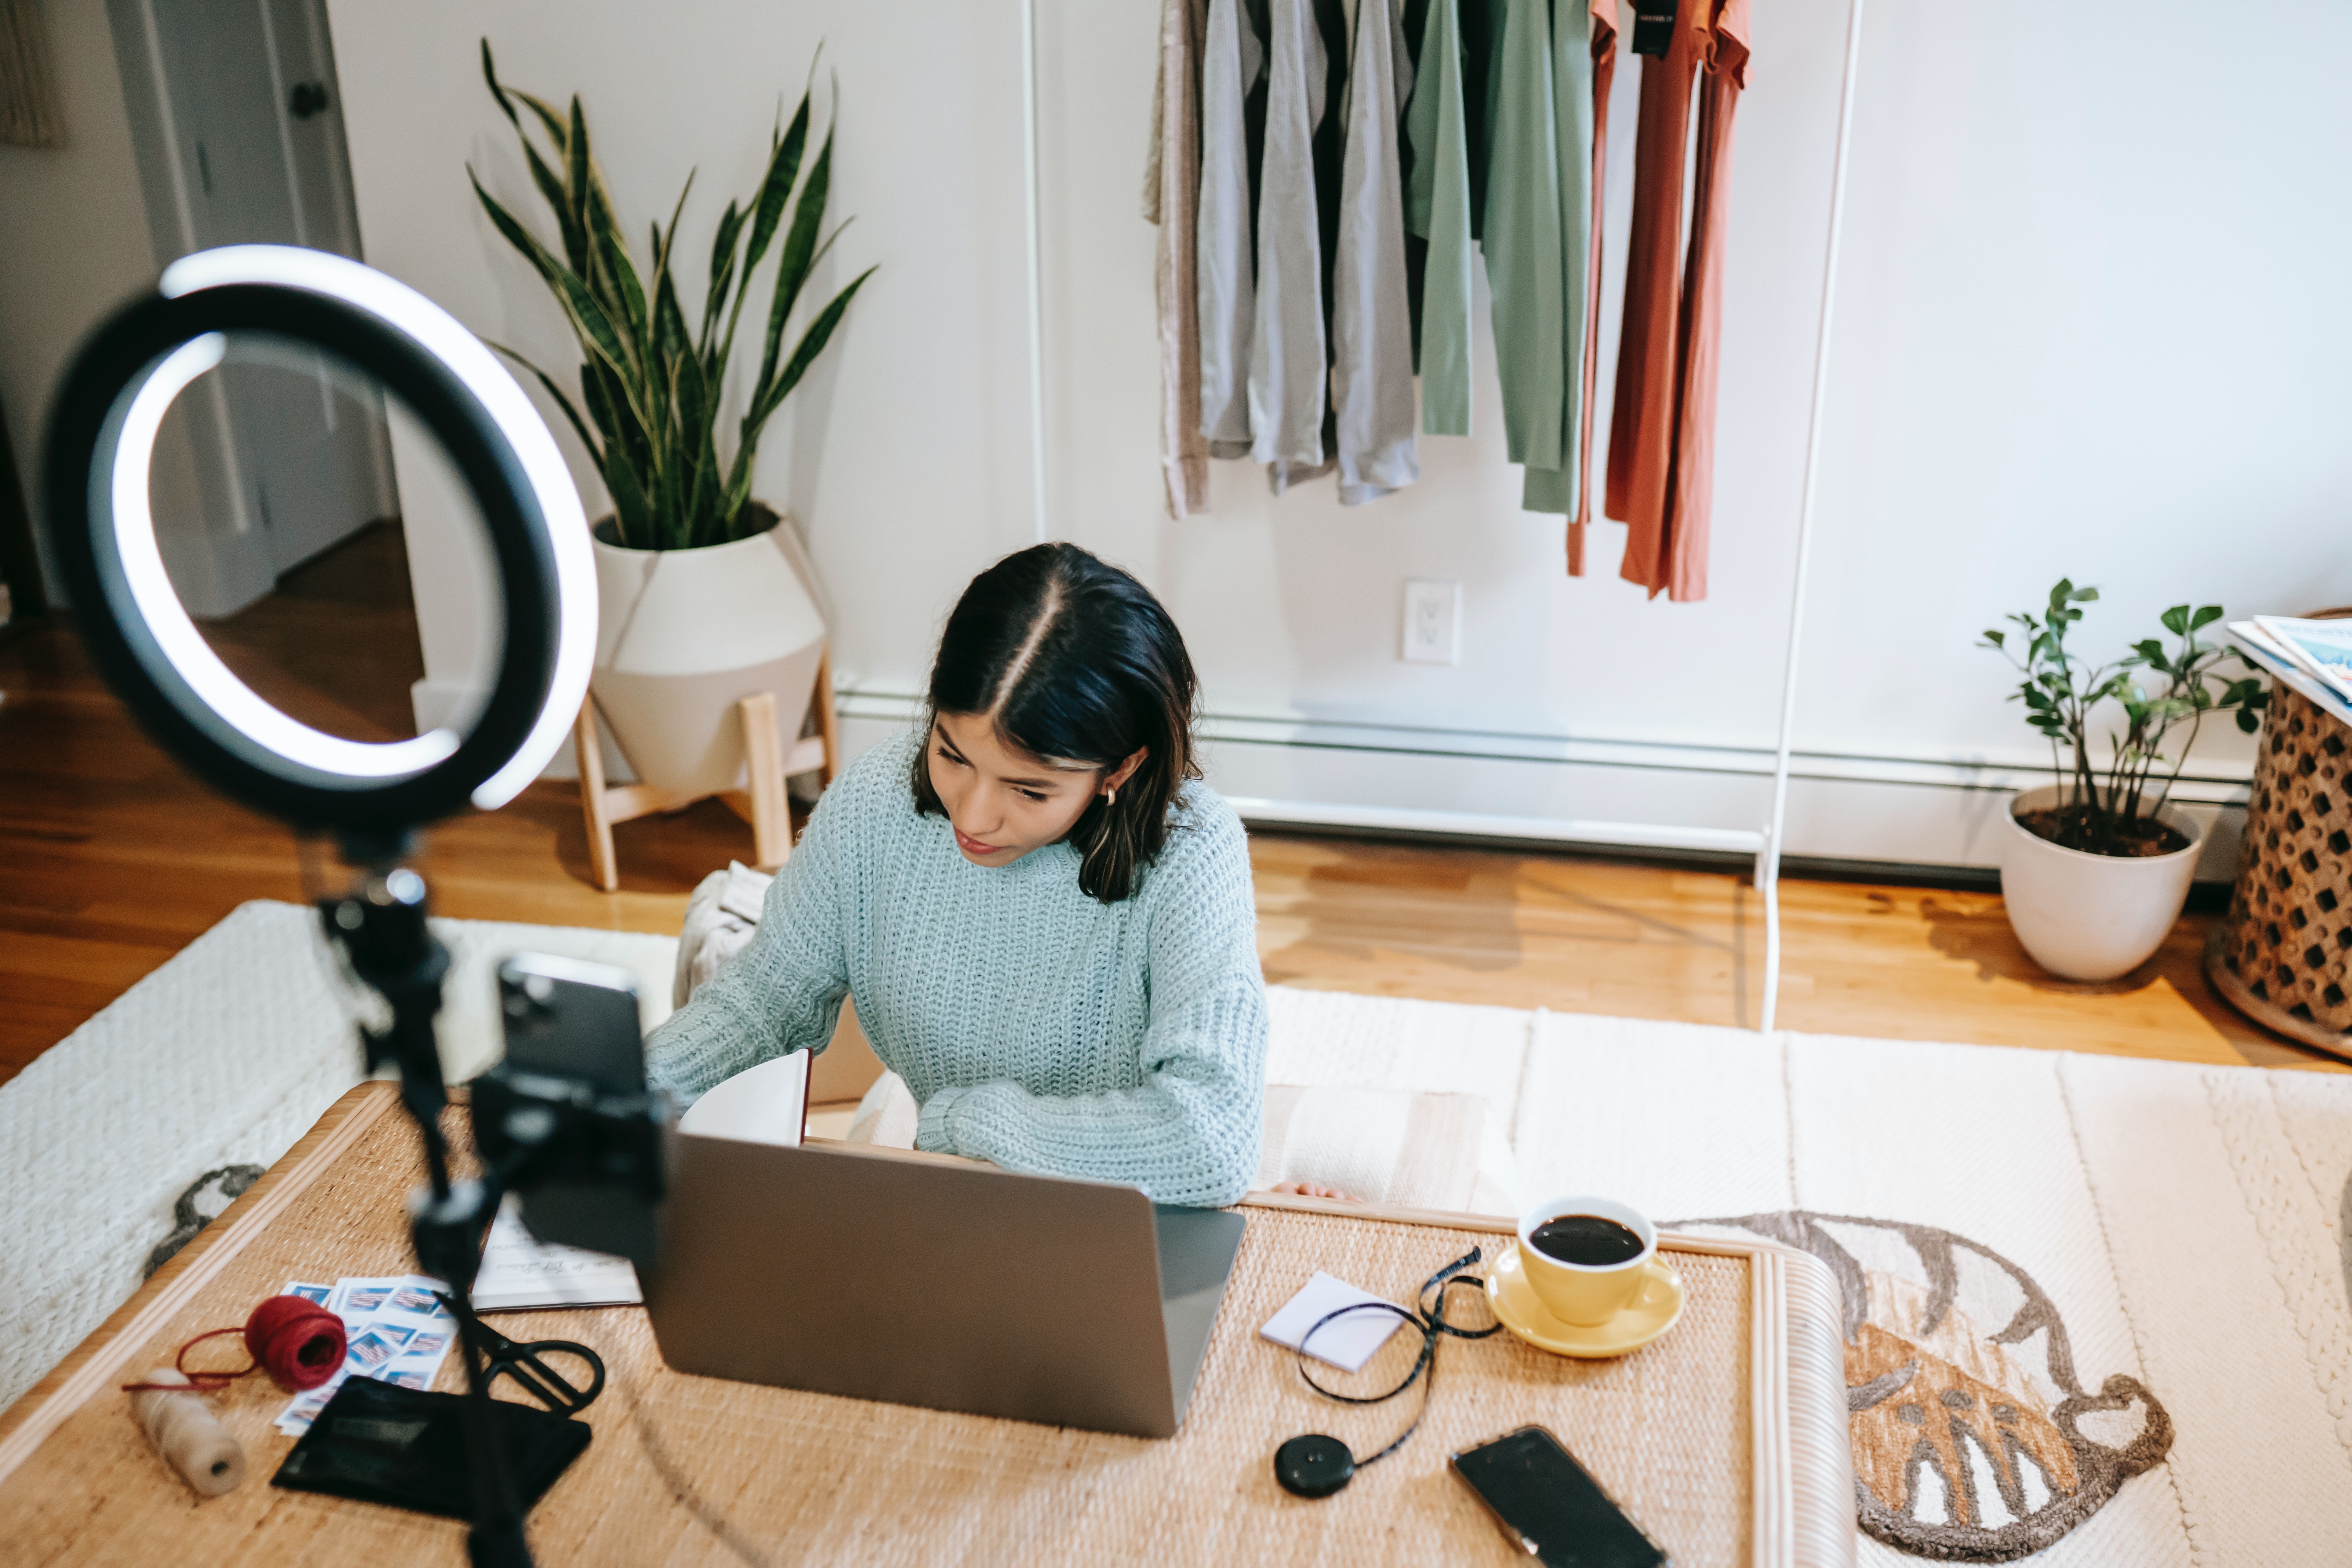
left=926, top=712, right=1143, bottom=869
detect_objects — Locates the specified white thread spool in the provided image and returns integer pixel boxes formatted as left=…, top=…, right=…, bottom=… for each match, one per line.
left=129, top=1367, right=245, bottom=1496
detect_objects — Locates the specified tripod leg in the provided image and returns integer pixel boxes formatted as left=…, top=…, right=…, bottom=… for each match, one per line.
left=448, top=1268, right=534, bottom=1568
left=411, top=1187, right=533, bottom=1568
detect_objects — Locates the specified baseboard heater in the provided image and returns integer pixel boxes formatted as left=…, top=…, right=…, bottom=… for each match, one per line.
left=1225, top=797, right=1766, bottom=857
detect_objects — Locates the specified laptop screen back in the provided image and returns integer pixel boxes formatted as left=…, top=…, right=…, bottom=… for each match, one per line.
left=643, top=1136, right=1243, bottom=1439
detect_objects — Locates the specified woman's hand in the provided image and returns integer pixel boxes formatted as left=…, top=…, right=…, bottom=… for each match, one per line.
left=1271, top=1180, right=1364, bottom=1203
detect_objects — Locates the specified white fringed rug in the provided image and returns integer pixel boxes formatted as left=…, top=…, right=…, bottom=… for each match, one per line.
left=6, top=903, right=2349, bottom=1565
left=1266, top=989, right=2352, bottom=1568
left=0, top=902, right=677, bottom=1417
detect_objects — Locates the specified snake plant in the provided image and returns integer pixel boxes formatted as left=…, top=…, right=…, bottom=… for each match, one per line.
left=470, top=41, right=873, bottom=551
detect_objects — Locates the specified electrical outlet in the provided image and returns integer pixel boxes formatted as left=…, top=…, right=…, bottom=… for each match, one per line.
left=1401, top=580, right=1461, bottom=665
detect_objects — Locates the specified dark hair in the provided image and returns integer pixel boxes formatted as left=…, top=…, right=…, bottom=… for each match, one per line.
left=911, top=543, right=1201, bottom=902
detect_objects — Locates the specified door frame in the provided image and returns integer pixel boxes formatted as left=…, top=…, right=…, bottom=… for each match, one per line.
left=0, top=390, right=46, bottom=636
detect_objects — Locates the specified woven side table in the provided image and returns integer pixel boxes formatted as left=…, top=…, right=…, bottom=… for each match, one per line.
left=2207, top=682, right=2352, bottom=1058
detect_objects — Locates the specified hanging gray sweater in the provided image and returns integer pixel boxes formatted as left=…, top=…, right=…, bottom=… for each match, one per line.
left=1331, top=0, right=1420, bottom=502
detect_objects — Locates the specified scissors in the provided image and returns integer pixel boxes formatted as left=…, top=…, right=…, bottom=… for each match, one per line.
left=433, top=1293, right=606, bottom=1414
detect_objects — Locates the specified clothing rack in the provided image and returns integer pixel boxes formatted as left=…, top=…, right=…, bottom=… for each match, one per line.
left=1015, top=0, right=1869, bottom=1034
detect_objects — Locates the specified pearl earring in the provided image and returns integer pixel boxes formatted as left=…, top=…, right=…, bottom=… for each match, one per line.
left=1107, top=787, right=1118, bottom=806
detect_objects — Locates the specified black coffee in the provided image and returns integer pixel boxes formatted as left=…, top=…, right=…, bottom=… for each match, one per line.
left=1529, top=1215, right=1645, bottom=1267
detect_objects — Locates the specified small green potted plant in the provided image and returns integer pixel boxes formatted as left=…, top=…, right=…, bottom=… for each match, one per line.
left=1980, top=582, right=2268, bottom=980
left=470, top=43, right=873, bottom=800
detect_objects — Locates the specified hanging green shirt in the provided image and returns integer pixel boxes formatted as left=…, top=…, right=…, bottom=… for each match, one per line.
left=1483, top=0, right=1561, bottom=473
left=1484, top=0, right=1594, bottom=507
left=1404, top=0, right=1475, bottom=437
left=1519, top=0, right=1598, bottom=517
left=1496, top=0, right=1590, bottom=491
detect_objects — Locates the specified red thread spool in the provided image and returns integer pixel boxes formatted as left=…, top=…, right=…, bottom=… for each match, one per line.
left=245, top=1296, right=345, bottom=1390
left=123, top=1296, right=347, bottom=1396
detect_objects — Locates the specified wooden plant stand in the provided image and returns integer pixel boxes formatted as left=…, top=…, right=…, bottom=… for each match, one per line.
left=575, top=649, right=840, bottom=891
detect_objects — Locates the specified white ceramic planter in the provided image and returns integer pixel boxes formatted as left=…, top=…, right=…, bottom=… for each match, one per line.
left=589, top=510, right=827, bottom=800
left=1999, top=784, right=2203, bottom=982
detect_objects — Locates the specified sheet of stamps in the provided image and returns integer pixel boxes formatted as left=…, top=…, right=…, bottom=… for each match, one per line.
left=274, top=1273, right=458, bottom=1435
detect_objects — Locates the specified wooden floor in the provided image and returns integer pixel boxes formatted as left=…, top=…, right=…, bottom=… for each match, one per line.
left=1, top=610, right=2339, bottom=1087
left=198, top=518, right=427, bottom=744
left=1253, top=837, right=2332, bottom=1070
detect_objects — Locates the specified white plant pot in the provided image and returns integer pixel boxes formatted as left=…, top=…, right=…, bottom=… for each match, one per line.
left=589, top=512, right=828, bottom=800
left=1998, top=784, right=2203, bottom=982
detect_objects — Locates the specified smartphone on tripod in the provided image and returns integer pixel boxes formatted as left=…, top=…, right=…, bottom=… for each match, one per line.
left=486, top=953, right=667, bottom=1266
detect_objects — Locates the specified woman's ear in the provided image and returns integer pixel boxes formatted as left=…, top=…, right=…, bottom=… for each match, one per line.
left=1103, top=747, right=1149, bottom=796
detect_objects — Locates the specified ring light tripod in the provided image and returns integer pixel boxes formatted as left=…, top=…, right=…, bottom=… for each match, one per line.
left=45, top=244, right=660, bottom=1568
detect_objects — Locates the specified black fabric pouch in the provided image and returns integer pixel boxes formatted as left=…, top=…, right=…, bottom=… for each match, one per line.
left=271, top=1376, right=592, bottom=1519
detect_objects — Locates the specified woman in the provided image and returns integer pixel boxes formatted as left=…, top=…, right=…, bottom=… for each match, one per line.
left=646, top=543, right=1266, bottom=1207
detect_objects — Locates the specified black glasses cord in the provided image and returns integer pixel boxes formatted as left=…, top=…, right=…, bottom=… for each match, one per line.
left=1273, top=1245, right=1503, bottom=1498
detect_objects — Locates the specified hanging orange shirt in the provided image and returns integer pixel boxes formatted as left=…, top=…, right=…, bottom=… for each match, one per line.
left=1605, top=0, right=1748, bottom=602
left=1660, top=0, right=1751, bottom=603
left=1604, top=0, right=1704, bottom=576
left=1566, top=0, right=1618, bottom=577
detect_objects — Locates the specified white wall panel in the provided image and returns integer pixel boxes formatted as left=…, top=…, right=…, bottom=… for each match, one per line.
left=322, top=0, right=2352, bottom=869
left=322, top=0, right=1040, bottom=712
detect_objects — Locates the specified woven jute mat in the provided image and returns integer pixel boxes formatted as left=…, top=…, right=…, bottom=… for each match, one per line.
left=0, top=1085, right=1847, bottom=1566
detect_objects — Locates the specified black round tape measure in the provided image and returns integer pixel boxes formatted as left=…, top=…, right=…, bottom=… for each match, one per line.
left=1274, top=1433, right=1357, bottom=1498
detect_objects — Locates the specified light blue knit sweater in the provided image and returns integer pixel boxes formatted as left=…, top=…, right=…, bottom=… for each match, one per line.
left=644, top=729, right=1267, bottom=1207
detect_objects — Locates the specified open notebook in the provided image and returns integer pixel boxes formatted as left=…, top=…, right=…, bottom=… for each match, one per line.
left=472, top=1052, right=810, bottom=1312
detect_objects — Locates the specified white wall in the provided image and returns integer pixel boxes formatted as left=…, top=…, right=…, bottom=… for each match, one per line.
left=329, top=0, right=2352, bottom=871
left=322, top=0, right=1039, bottom=764
left=0, top=0, right=157, bottom=606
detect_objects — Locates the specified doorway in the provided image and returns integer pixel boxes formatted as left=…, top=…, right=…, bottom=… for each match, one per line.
left=107, top=0, right=399, bottom=615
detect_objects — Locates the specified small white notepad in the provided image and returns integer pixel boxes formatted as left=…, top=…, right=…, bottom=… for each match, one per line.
left=1259, top=1271, right=1408, bottom=1372
left=469, top=1198, right=643, bottom=1312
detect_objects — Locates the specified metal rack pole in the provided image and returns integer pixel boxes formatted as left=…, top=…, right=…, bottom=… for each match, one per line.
left=1029, top=0, right=1871, bottom=1034
left=1020, top=0, right=1050, bottom=545
left=1758, top=0, right=1869, bottom=1036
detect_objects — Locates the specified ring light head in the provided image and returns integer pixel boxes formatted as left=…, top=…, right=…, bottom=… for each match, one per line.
left=45, top=245, right=596, bottom=836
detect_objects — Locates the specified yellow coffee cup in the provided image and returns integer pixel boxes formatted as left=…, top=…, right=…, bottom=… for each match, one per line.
left=1515, top=1195, right=1657, bottom=1327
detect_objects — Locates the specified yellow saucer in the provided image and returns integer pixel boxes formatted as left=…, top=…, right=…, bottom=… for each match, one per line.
left=1487, top=1249, right=1685, bottom=1359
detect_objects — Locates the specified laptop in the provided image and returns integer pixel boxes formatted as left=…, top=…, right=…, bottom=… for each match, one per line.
left=642, top=1132, right=1247, bottom=1439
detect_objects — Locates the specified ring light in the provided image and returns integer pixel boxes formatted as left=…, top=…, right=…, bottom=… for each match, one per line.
left=44, top=244, right=595, bottom=832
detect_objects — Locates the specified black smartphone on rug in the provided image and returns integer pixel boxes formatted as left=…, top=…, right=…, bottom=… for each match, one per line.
left=1449, top=1425, right=1670, bottom=1568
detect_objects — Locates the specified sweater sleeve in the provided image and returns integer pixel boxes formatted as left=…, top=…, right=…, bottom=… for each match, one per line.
left=643, top=784, right=853, bottom=1105
left=916, top=810, right=1267, bottom=1207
